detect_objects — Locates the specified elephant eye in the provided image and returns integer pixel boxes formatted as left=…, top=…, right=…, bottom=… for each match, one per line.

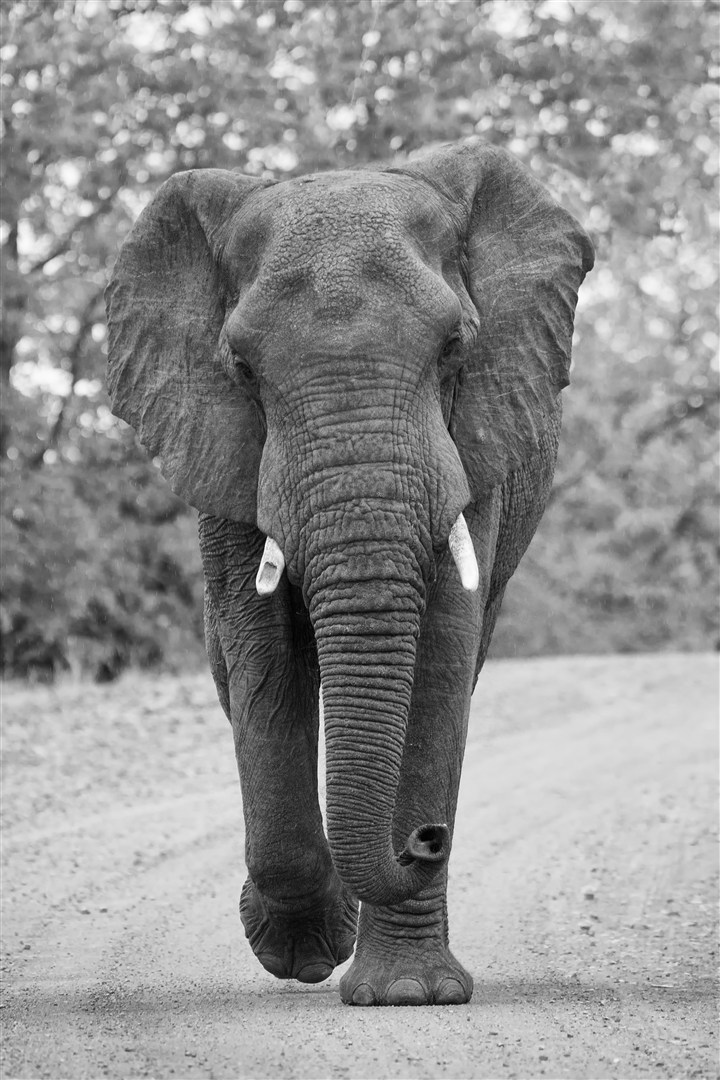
left=232, top=355, right=257, bottom=383
left=437, top=333, right=462, bottom=373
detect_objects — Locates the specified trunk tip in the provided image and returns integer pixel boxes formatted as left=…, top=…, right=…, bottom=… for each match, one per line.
left=398, top=823, right=449, bottom=866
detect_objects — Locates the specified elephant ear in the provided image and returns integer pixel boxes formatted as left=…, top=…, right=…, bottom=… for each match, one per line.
left=395, top=140, right=594, bottom=496
left=105, top=169, right=272, bottom=522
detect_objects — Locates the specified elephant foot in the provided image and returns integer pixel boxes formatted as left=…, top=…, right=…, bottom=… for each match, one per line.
left=339, top=940, right=473, bottom=1005
left=240, top=876, right=358, bottom=983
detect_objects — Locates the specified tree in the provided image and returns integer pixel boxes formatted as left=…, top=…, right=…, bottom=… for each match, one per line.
left=1, top=0, right=717, bottom=677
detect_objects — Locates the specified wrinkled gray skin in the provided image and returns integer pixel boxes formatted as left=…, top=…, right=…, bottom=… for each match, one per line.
left=106, top=141, right=593, bottom=1006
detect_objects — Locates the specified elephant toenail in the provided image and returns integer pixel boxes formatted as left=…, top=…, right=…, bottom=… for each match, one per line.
left=386, top=978, right=427, bottom=1006
left=295, top=962, right=333, bottom=984
left=350, top=983, right=376, bottom=1006
left=435, top=977, right=468, bottom=1005
left=256, top=953, right=290, bottom=979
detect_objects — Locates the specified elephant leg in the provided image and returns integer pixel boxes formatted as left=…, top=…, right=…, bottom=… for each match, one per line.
left=232, top=644, right=358, bottom=984
left=199, top=516, right=358, bottom=982
left=340, top=502, right=497, bottom=1005
left=339, top=585, right=481, bottom=1005
left=473, top=584, right=507, bottom=687
left=203, top=585, right=230, bottom=720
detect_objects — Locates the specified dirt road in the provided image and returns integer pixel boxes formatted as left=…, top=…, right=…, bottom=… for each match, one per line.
left=1, top=654, right=717, bottom=1079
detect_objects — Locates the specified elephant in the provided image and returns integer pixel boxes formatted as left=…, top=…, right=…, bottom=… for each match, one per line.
left=105, top=139, right=594, bottom=1006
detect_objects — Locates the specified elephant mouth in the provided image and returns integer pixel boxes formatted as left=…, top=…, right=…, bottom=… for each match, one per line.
left=255, top=512, right=478, bottom=598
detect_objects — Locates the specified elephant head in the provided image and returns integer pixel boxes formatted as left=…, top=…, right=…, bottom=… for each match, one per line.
left=106, top=141, right=593, bottom=905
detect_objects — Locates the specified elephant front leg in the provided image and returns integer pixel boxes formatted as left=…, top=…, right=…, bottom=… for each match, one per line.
left=338, top=501, right=497, bottom=1006
left=201, top=518, right=358, bottom=983
left=340, top=556, right=486, bottom=1006
left=233, top=664, right=358, bottom=982
left=340, top=876, right=472, bottom=1005
left=339, top=718, right=474, bottom=1006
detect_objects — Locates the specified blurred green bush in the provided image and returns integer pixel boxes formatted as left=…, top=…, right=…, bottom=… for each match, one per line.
left=1, top=430, right=203, bottom=680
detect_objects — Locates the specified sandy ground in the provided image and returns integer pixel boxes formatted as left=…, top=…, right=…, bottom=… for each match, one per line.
left=1, top=653, right=717, bottom=1080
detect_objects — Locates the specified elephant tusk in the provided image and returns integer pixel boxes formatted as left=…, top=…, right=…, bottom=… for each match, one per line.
left=256, top=537, right=285, bottom=597
left=448, top=513, right=479, bottom=592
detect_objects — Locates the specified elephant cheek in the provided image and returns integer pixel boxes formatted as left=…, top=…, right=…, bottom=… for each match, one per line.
left=425, top=405, right=473, bottom=547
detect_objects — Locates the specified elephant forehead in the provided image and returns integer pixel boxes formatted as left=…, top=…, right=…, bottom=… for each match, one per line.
left=273, top=179, right=405, bottom=231
left=265, top=198, right=419, bottom=286
left=225, top=175, right=463, bottom=348
left=239, top=175, right=456, bottom=295
left=257, top=170, right=441, bottom=236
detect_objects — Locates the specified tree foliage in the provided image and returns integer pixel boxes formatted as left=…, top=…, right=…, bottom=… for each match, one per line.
left=1, top=0, right=718, bottom=678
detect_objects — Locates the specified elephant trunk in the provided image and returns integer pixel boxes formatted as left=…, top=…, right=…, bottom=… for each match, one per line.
left=305, top=543, right=449, bottom=907
left=254, top=383, right=473, bottom=906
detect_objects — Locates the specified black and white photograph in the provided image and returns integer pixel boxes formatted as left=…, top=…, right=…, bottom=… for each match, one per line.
left=1, top=1, right=717, bottom=1076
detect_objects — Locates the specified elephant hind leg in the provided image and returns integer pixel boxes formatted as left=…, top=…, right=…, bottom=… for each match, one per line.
left=240, top=875, right=358, bottom=983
